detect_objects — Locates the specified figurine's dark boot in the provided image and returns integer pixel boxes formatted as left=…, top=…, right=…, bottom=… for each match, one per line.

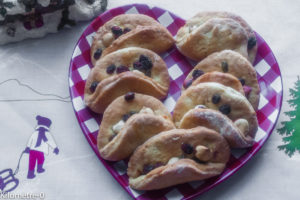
left=27, top=170, right=35, bottom=179
left=37, top=164, right=45, bottom=173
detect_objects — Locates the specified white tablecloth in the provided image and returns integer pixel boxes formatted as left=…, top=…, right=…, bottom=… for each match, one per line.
left=0, top=0, right=299, bottom=199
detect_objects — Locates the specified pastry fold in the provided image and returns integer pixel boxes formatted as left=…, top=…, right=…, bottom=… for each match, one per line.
left=91, top=14, right=174, bottom=65
left=173, top=82, right=258, bottom=139
left=183, top=71, right=245, bottom=95
left=176, top=17, right=248, bottom=61
left=128, top=127, right=230, bottom=190
left=192, top=11, right=257, bottom=63
left=179, top=108, right=254, bottom=148
left=176, top=11, right=257, bottom=63
left=85, top=47, right=170, bottom=113
left=186, top=50, right=260, bottom=110
left=98, top=93, right=174, bottom=161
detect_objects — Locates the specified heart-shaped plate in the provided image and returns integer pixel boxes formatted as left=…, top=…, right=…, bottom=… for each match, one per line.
left=69, top=4, right=283, bottom=200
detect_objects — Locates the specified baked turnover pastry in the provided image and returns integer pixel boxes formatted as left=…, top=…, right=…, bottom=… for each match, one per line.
left=179, top=108, right=254, bottom=148
left=173, top=82, right=258, bottom=138
left=84, top=47, right=170, bottom=113
left=191, top=11, right=257, bottom=63
left=98, top=93, right=175, bottom=161
left=183, top=71, right=245, bottom=95
left=176, top=11, right=257, bottom=63
left=91, top=14, right=174, bottom=65
left=128, top=127, right=230, bottom=190
left=185, top=50, right=260, bottom=110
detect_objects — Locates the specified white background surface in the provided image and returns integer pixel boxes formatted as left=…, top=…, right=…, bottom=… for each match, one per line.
left=0, top=0, right=300, bottom=199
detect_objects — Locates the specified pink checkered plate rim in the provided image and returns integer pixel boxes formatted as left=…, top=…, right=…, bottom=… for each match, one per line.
left=68, top=4, right=283, bottom=200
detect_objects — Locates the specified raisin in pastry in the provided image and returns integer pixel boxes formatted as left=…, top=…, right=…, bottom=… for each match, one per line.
left=186, top=50, right=260, bottom=110
left=128, top=127, right=230, bottom=190
left=84, top=47, right=170, bottom=113
left=91, top=14, right=174, bottom=65
left=173, top=82, right=258, bottom=139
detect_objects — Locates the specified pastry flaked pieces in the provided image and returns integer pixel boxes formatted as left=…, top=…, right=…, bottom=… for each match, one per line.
left=128, top=127, right=230, bottom=190
left=179, top=108, right=254, bottom=148
left=84, top=47, right=170, bottom=113
left=91, top=14, right=174, bottom=65
left=85, top=71, right=169, bottom=113
left=98, top=93, right=175, bottom=161
left=192, top=11, right=257, bottom=63
left=173, top=82, right=258, bottom=139
left=183, top=71, right=245, bottom=95
left=176, top=11, right=257, bottom=63
left=186, top=50, right=260, bottom=110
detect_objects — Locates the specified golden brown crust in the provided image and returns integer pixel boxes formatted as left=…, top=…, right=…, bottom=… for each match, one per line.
left=176, top=17, right=248, bottom=61
left=184, top=71, right=245, bottom=95
left=101, top=26, right=175, bottom=58
left=84, top=71, right=169, bottom=113
left=91, top=14, right=175, bottom=65
left=186, top=50, right=260, bottom=110
left=91, top=14, right=161, bottom=65
left=99, top=114, right=175, bottom=161
left=193, top=11, right=257, bottom=63
left=128, top=127, right=230, bottom=190
left=173, top=82, right=258, bottom=138
left=98, top=93, right=173, bottom=159
left=179, top=108, right=254, bottom=148
left=86, top=47, right=170, bottom=95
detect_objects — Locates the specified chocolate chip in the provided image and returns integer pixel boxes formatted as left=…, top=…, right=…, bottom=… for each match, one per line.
left=93, top=48, right=102, bottom=60
left=192, top=69, right=204, bottom=80
left=106, top=64, right=116, bottom=74
left=219, top=104, right=231, bottom=115
left=139, top=55, right=153, bottom=70
left=89, top=81, right=98, bottom=93
left=124, top=92, right=135, bottom=101
left=133, top=61, right=143, bottom=70
left=111, top=26, right=123, bottom=38
left=123, top=27, right=131, bottom=34
left=133, top=59, right=152, bottom=77
left=248, top=37, right=256, bottom=50
left=143, top=164, right=155, bottom=174
left=221, top=61, right=228, bottom=72
left=142, top=162, right=163, bottom=174
left=122, top=111, right=137, bottom=121
left=212, top=94, right=221, bottom=104
left=183, top=79, right=193, bottom=89
left=239, top=78, right=246, bottom=86
left=181, top=143, right=194, bottom=154
left=116, top=66, right=129, bottom=74
left=122, top=114, right=130, bottom=122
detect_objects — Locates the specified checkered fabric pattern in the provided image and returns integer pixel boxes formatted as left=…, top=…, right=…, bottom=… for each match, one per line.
left=68, top=4, right=283, bottom=200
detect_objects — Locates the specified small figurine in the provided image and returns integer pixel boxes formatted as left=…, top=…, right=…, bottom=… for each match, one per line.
left=24, top=115, right=59, bottom=179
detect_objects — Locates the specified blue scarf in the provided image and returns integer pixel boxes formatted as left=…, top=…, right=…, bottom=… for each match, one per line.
left=35, top=127, right=48, bottom=147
